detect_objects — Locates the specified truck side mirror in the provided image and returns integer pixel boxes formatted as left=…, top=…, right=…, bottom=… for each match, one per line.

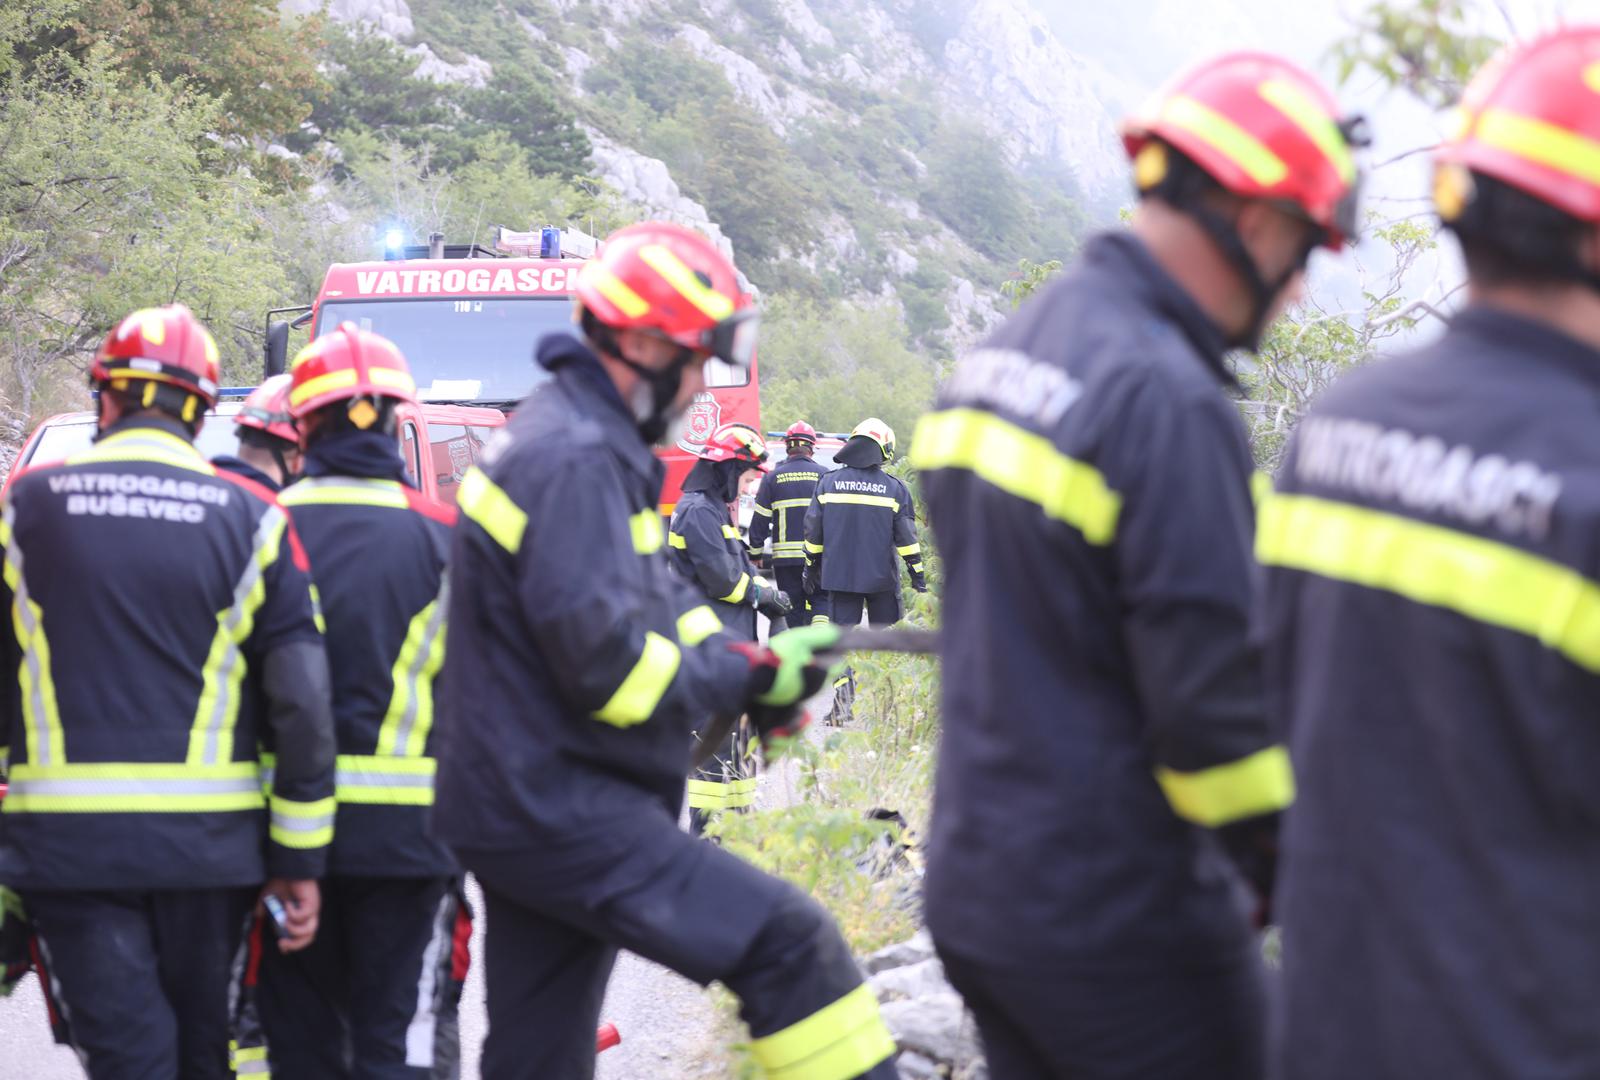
left=264, top=320, right=290, bottom=379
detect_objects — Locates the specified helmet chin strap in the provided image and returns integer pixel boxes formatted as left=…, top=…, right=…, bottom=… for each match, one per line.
left=1185, top=202, right=1317, bottom=351
left=585, top=313, right=696, bottom=444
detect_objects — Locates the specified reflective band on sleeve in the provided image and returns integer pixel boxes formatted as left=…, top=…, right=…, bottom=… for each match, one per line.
left=896, top=543, right=921, bottom=557
left=279, top=477, right=410, bottom=509
left=335, top=754, right=436, bottom=805
left=631, top=509, right=666, bottom=554
left=3, top=508, right=64, bottom=767
left=1160, top=94, right=1289, bottom=187
left=375, top=581, right=449, bottom=758
left=1155, top=745, right=1295, bottom=827
left=910, top=408, right=1122, bottom=546
left=2, top=762, right=265, bottom=814
left=720, top=524, right=743, bottom=539
left=811, top=614, right=831, bottom=625
left=772, top=541, right=806, bottom=554
left=804, top=541, right=824, bottom=555
left=457, top=468, right=527, bottom=554
left=269, top=794, right=335, bottom=849
left=638, top=244, right=735, bottom=321
left=686, top=778, right=731, bottom=809
left=908, top=563, right=925, bottom=574
left=677, top=605, right=723, bottom=646
left=668, top=531, right=688, bottom=549
left=594, top=632, right=681, bottom=728
left=188, top=507, right=285, bottom=767
left=719, top=573, right=751, bottom=605
left=1258, top=492, right=1600, bottom=672
left=753, top=504, right=774, bottom=517
left=817, top=493, right=899, bottom=510
left=230, top=1041, right=270, bottom=1076
left=750, top=983, right=897, bottom=1080
left=1258, top=78, right=1356, bottom=183
left=1475, top=107, right=1600, bottom=188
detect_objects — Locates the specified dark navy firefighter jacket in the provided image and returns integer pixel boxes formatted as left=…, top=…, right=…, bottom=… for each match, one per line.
left=910, top=231, right=1291, bottom=968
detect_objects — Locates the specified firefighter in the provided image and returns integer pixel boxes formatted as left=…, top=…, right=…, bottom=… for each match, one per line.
left=0, top=305, right=335, bottom=1079
left=433, top=221, right=896, bottom=1080
left=253, top=324, right=461, bottom=1077
left=749, top=421, right=828, bottom=629
left=1260, top=29, right=1600, bottom=1078
left=214, top=373, right=301, bottom=491
left=802, top=418, right=924, bottom=628
left=669, top=422, right=791, bottom=835
left=908, top=53, right=1363, bottom=1077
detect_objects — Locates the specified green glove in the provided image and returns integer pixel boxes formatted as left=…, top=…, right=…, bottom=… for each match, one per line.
left=751, top=624, right=845, bottom=706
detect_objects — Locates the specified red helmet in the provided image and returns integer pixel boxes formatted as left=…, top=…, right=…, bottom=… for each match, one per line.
left=91, top=304, right=221, bottom=407
left=784, top=421, right=817, bottom=445
left=699, top=423, right=768, bottom=468
left=1122, top=51, right=1362, bottom=248
left=235, top=374, right=297, bottom=444
left=288, top=323, right=417, bottom=420
left=1435, top=27, right=1600, bottom=224
left=576, top=222, right=758, bottom=367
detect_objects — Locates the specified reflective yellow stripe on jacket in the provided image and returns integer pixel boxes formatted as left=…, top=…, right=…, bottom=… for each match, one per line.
left=2, top=762, right=265, bottom=814
left=594, top=633, right=680, bottom=728
left=910, top=408, right=1122, bottom=546
left=750, top=983, right=897, bottom=1080
left=2, top=508, right=63, bottom=767
left=458, top=467, right=527, bottom=554
left=270, top=793, right=335, bottom=848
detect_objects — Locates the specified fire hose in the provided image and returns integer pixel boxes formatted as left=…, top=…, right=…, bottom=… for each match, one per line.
left=689, top=627, right=940, bottom=770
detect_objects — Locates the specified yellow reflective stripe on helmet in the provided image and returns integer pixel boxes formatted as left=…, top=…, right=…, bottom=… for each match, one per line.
left=279, top=477, right=410, bottom=510
left=2, top=762, right=266, bottom=813
left=1258, top=78, right=1355, bottom=184
left=896, top=543, right=921, bottom=558
left=188, top=507, right=284, bottom=766
left=269, top=794, right=335, bottom=849
left=1155, top=745, right=1295, bottom=827
left=1474, top=107, right=1600, bottom=188
left=910, top=408, right=1122, bottom=546
left=638, top=244, right=735, bottom=322
left=631, top=509, right=666, bottom=554
left=458, top=467, right=527, bottom=554
left=719, top=572, right=751, bottom=604
left=668, top=531, right=688, bottom=549
left=594, top=632, right=680, bottom=727
left=1258, top=491, right=1600, bottom=672
left=750, top=983, right=896, bottom=1080
left=677, top=604, right=722, bottom=645
left=1160, top=94, right=1289, bottom=187
left=374, top=583, right=449, bottom=758
left=288, top=368, right=357, bottom=406
left=3, top=508, right=64, bottom=767
left=817, top=493, right=899, bottom=510
left=332, top=754, right=436, bottom=806
left=587, top=264, right=651, bottom=319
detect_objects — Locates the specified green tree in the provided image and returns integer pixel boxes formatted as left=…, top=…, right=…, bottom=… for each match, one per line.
left=919, top=120, right=1028, bottom=259
left=999, top=258, right=1063, bottom=308
left=463, top=65, right=591, bottom=180
left=1331, top=0, right=1498, bottom=108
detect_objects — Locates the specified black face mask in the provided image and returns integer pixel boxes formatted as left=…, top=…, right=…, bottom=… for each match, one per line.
left=1186, top=202, right=1321, bottom=351
left=583, top=311, right=696, bottom=444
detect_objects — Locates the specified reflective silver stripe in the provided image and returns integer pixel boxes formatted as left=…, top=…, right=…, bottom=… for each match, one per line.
left=5, top=505, right=59, bottom=766
left=193, top=506, right=284, bottom=765
left=7, top=775, right=262, bottom=797
left=234, top=1059, right=270, bottom=1075
left=772, top=499, right=811, bottom=510
left=404, top=891, right=454, bottom=1067
left=280, top=476, right=410, bottom=508
left=270, top=808, right=335, bottom=834
left=338, top=767, right=435, bottom=790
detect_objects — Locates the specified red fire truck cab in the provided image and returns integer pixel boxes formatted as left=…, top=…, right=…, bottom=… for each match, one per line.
left=266, top=229, right=762, bottom=514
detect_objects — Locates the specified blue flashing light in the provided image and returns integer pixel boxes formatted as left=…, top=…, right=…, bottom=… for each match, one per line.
left=385, top=228, right=405, bottom=252
left=540, top=226, right=561, bottom=259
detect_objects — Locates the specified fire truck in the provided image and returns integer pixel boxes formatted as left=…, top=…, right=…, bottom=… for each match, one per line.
left=266, top=227, right=763, bottom=513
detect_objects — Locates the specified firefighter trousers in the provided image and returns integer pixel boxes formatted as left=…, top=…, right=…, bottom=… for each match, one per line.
left=256, top=875, right=462, bottom=1079
left=456, top=809, right=899, bottom=1080
left=23, top=885, right=257, bottom=1080
left=936, top=940, right=1266, bottom=1080
left=773, top=564, right=813, bottom=629
left=688, top=716, right=753, bottom=837
left=824, top=590, right=900, bottom=628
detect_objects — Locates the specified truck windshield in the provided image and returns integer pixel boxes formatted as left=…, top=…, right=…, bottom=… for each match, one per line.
left=317, top=297, right=573, bottom=406
left=316, top=295, right=752, bottom=406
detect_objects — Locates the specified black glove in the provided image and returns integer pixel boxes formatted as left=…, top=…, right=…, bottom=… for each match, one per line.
left=911, top=574, right=928, bottom=594
left=750, top=551, right=769, bottom=571
left=751, top=579, right=793, bottom=618
left=802, top=561, right=819, bottom=596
